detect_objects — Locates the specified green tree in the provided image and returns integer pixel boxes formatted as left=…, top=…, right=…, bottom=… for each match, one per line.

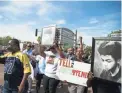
left=0, top=36, right=12, bottom=46
left=63, top=43, right=73, bottom=51
left=108, top=30, right=121, bottom=37
left=0, top=37, right=3, bottom=45
left=84, top=46, right=92, bottom=56
left=3, top=36, right=12, bottom=45
left=37, top=36, right=41, bottom=44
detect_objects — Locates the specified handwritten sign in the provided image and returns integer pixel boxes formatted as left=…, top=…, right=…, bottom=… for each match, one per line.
left=56, top=58, right=91, bottom=86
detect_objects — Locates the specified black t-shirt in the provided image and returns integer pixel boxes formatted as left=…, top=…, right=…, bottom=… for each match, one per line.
left=92, top=78, right=121, bottom=93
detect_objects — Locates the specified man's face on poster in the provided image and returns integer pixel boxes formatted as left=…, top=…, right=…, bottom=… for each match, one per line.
left=100, top=55, right=116, bottom=71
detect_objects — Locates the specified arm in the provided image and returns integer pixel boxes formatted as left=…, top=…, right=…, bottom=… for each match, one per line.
left=54, top=42, right=65, bottom=58
left=87, top=72, right=94, bottom=93
left=55, top=47, right=65, bottom=58
left=79, top=37, right=83, bottom=49
left=19, top=54, right=31, bottom=93
left=79, top=37, right=83, bottom=55
left=19, top=73, right=30, bottom=93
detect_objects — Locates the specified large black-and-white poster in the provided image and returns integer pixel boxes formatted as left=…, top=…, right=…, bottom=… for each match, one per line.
left=92, top=37, right=121, bottom=83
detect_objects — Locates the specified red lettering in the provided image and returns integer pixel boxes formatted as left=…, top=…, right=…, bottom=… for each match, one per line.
left=78, top=71, right=81, bottom=77
left=63, top=59, right=65, bottom=66
left=72, top=70, right=75, bottom=75
left=66, top=59, right=71, bottom=67
left=72, top=70, right=88, bottom=78
left=81, top=71, right=88, bottom=78
left=72, top=70, right=80, bottom=76
left=60, top=59, right=72, bottom=68
left=59, top=59, right=63, bottom=66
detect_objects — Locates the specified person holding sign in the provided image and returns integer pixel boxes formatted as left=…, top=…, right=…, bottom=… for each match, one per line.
left=67, top=37, right=86, bottom=93
left=43, top=42, right=65, bottom=93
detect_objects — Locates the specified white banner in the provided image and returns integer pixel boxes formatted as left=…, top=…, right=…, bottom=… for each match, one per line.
left=56, top=58, right=91, bottom=86
left=41, top=26, right=56, bottom=45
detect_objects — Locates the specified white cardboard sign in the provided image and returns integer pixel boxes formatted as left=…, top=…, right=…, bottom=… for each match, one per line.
left=56, top=58, right=91, bottom=86
left=41, top=26, right=56, bottom=45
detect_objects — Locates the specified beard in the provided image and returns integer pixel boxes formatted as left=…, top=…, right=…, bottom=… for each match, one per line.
left=7, top=46, right=19, bottom=53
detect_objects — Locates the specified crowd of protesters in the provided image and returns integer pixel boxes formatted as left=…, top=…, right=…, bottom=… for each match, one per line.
left=0, top=37, right=121, bottom=93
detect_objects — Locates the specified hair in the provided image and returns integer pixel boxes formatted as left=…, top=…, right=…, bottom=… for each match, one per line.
left=11, top=39, right=20, bottom=47
left=98, top=41, right=121, bottom=62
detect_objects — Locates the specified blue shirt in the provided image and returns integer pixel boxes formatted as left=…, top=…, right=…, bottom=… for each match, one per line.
left=36, top=55, right=46, bottom=74
left=23, top=49, right=33, bottom=56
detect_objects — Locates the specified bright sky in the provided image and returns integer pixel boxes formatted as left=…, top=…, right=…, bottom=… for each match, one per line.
left=0, top=1, right=121, bottom=46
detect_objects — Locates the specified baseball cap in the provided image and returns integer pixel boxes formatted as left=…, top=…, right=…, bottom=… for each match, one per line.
left=45, top=51, right=56, bottom=57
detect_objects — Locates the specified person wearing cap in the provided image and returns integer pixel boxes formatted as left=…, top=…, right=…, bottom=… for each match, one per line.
left=43, top=41, right=65, bottom=93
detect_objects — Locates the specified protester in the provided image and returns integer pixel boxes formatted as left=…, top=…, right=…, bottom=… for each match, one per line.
left=66, top=47, right=75, bottom=59
left=35, top=45, right=46, bottom=93
left=67, top=37, right=86, bottom=93
left=43, top=41, right=65, bottom=93
left=23, top=43, right=34, bottom=93
left=0, top=39, right=31, bottom=93
left=86, top=72, right=121, bottom=93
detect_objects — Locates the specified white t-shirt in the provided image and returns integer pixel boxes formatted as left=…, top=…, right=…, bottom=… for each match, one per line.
left=44, top=51, right=60, bottom=79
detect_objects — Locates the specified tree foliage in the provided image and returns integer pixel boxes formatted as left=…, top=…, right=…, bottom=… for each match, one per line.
left=37, top=36, right=41, bottom=44
left=0, top=36, right=12, bottom=46
left=108, top=30, right=121, bottom=37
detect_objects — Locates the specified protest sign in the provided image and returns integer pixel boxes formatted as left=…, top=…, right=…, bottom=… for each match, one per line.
left=41, top=26, right=56, bottom=45
left=56, top=58, right=91, bottom=86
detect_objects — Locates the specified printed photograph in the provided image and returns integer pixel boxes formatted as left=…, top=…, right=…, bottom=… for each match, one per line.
left=93, top=38, right=121, bottom=83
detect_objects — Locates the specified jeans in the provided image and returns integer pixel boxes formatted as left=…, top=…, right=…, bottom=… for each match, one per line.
left=43, top=75, right=60, bottom=93
left=22, top=80, right=28, bottom=93
left=3, top=88, right=18, bottom=93
left=28, top=76, right=33, bottom=92
left=36, top=73, right=44, bottom=93
left=3, top=80, right=18, bottom=93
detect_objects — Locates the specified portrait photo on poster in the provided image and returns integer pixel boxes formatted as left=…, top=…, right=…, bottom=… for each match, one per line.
left=91, top=37, right=121, bottom=84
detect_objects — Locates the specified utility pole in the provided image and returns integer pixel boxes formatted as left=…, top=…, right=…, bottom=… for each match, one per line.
left=35, top=29, right=42, bottom=44
left=74, top=30, right=77, bottom=54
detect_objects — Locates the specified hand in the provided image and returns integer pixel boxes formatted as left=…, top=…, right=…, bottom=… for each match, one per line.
left=87, top=71, right=94, bottom=80
left=87, top=71, right=94, bottom=87
left=18, top=84, right=24, bottom=93
left=53, top=40, right=58, bottom=48
left=63, top=80, right=67, bottom=83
